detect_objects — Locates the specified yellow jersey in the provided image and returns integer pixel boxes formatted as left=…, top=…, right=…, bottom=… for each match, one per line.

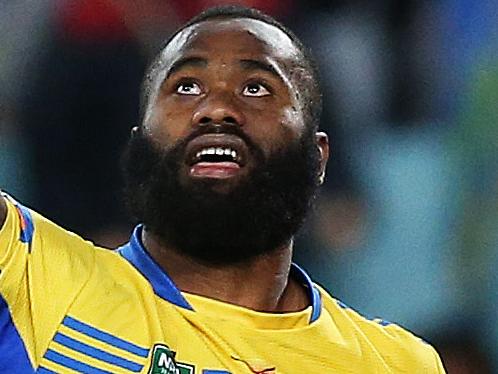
left=0, top=193, right=445, bottom=373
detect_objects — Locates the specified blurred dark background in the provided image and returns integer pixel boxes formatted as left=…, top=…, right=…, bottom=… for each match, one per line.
left=1, top=1, right=497, bottom=372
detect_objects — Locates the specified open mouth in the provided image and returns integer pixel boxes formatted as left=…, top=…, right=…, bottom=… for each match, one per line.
left=185, top=134, right=249, bottom=179
left=193, top=146, right=240, bottom=164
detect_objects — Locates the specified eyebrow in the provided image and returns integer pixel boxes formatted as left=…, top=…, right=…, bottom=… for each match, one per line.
left=166, top=57, right=208, bottom=77
left=239, top=59, right=281, bottom=79
left=165, top=57, right=282, bottom=81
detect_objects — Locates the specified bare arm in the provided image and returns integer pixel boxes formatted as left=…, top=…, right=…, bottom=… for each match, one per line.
left=0, top=195, right=6, bottom=231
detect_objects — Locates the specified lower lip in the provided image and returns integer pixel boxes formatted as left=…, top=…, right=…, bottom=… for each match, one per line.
left=190, top=162, right=241, bottom=179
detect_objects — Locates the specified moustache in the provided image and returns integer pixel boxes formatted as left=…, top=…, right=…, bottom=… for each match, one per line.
left=151, top=123, right=264, bottom=164
left=184, top=123, right=258, bottom=150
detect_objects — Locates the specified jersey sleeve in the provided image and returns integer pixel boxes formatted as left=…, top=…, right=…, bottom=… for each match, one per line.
left=0, top=193, right=96, bottom=370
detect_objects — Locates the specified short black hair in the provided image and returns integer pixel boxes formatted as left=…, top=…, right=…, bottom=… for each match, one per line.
left=139, top=5, right=322, bottom=132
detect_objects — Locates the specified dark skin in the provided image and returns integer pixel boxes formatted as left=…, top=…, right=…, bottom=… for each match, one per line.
left=0, top=18, right=329, bottom=313
left=141, top=18, right=329, bottom=313
left=0, top=197, right=5, bottom=230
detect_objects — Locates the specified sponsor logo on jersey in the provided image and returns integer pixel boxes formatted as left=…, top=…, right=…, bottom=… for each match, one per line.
left=149, top=344, right=194, bottom=374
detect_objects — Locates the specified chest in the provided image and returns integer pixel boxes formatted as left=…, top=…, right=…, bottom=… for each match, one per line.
left=35, top=283, right=390, bottom=374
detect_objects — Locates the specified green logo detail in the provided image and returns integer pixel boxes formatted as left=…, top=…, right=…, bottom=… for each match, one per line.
left=148, top=344, right=195, bottom=374
left=177, top=362, right=195, bottom=374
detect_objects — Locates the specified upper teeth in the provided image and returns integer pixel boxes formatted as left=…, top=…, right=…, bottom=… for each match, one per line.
left=196, top=147, right=238, bottom=161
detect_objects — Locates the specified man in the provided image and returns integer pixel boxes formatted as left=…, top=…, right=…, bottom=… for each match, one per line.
left=0, top=5, right=445, bottom=373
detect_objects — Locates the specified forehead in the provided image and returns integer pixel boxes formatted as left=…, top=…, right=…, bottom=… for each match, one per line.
left=158, top=18, right=302, bottom=71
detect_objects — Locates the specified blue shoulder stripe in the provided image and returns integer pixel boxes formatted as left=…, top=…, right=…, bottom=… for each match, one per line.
left=0, top=294, right=35, bottom=373
left=63, top=316, right=149, bottom=358
left=53, top=333, right=143, bottom=372
left=44, top=349, right=113, bottom=374
left=15, top=204, right=34, bottom=244
left=2, top=193, right=35, bottom=245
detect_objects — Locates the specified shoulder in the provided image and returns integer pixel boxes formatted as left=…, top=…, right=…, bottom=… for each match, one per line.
left=0, top=193, right=101, bottom=272
left=0, top=193, right=136, bottom=278
left=318, top=286, right=445, bottom=373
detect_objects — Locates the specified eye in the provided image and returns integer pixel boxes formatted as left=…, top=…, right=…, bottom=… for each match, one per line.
left=242, top=82, right=271, bottom=97
left=176, top=81, right=202, bottom=95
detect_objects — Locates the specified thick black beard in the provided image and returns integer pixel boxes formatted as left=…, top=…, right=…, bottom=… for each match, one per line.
left=121, top=127, right=321, bottom=265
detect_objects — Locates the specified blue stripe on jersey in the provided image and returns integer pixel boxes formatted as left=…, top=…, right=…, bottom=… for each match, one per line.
left=54, top=333, right=143, bottom=372
left=0, top=294, right=34, bottom=373
left=36, top=367, right=56, bottom=374
left=117, top=225, right=194, bottom=311
left=44, top=349, right=113, bottom=374
left=2, top=193, right=35, bottom=245
left=62, top=316, right=149, bottom=358
left=14, top=203, right=34, bottom=244
left=290, top=264, right=322, bottom=323
left=337, top=300, right=349, bottom=309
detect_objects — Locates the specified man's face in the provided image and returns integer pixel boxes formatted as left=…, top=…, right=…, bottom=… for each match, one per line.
left=123, top=18, right=328, bottom=264
left=144, top=18, right=321, bottom=189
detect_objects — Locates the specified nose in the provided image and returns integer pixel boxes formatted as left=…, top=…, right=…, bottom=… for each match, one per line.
left=191, top=94, right=245, bottom=128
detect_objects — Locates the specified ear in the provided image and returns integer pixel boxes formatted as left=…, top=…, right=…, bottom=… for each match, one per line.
left=315, top=132, right=329, bottom=185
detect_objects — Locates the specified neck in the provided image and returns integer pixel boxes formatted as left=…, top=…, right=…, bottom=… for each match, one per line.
left=142, top=229, right=309, bottom=313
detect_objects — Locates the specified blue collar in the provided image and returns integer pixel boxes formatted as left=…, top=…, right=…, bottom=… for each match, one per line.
left=117, top=225, right=322, bottom=323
